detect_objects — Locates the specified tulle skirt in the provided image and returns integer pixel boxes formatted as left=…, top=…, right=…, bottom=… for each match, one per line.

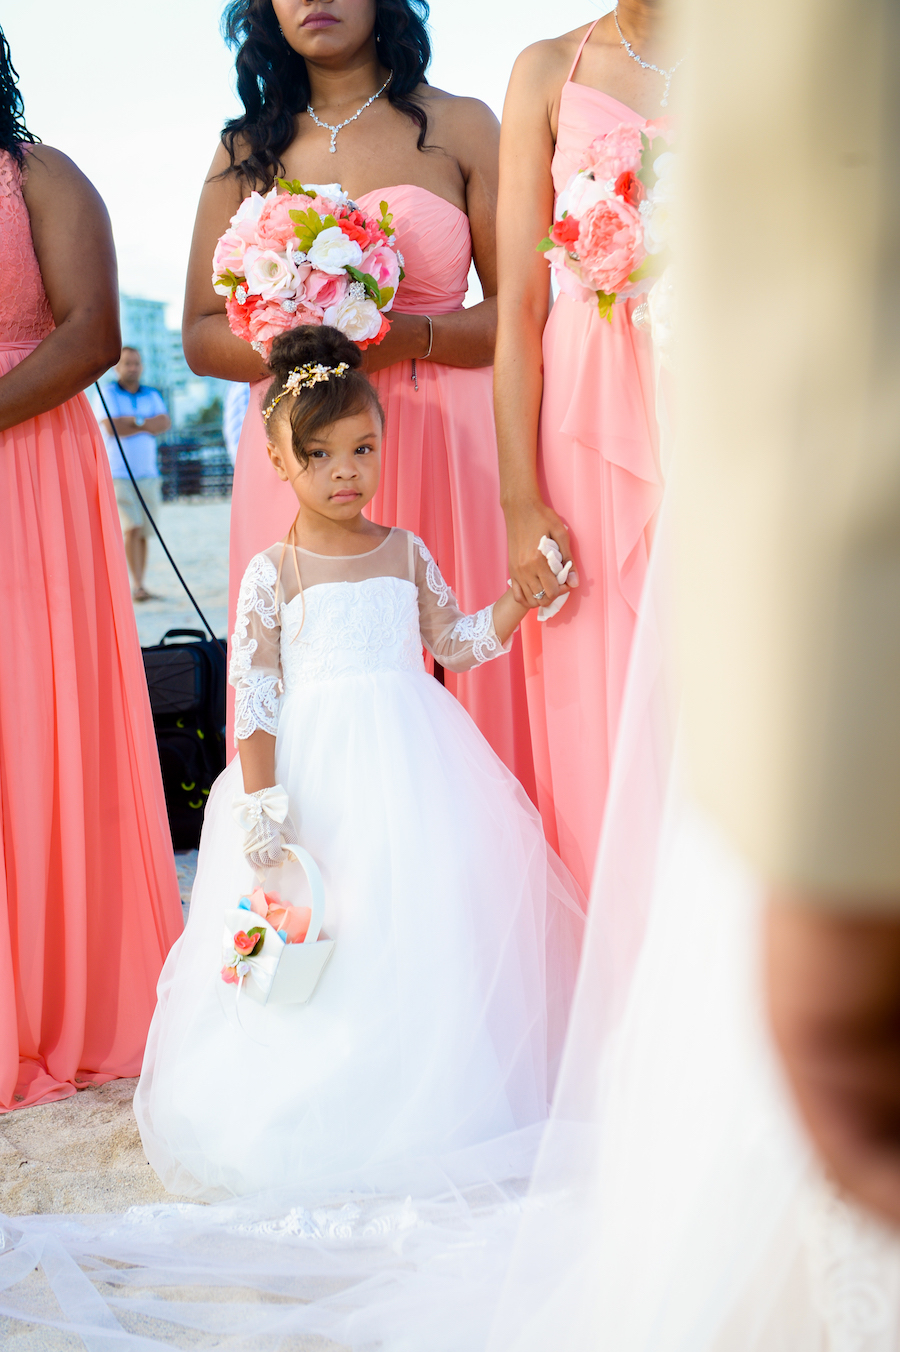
left=136, top=667, right=582, bottom=1200
left=0, top=343, right=183, bottom=1112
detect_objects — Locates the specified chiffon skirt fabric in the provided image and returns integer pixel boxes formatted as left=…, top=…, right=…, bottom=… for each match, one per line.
left=227, top=363, right=536, bottom=799
left=0, top=343, right=183, bottom=1111
left=525, top=293, right=663, bottom=892
left=136, top=667, right=582, bottom=1201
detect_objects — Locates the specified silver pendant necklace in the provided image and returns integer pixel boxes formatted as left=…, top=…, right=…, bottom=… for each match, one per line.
left=307, top=71, right=393, bottom=154
left=614, top=10, right=685, bottom=109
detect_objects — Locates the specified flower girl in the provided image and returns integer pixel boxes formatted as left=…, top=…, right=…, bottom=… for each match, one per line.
left=136, top=327, right=583, bottom=1201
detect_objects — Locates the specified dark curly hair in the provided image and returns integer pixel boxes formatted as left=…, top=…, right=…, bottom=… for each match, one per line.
left=221, top=0, right=431, bottom=189
left=0, top=26, right=39, bottom=164
left=265, top=326, right=385, bottom=466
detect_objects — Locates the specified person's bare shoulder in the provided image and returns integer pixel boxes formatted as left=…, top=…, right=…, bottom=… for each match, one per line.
left=20, top=144, right=108, bottom=217
left=509, top=25, right=588, bottom=94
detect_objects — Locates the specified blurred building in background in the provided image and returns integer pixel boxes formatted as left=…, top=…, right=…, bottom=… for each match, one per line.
left=114, top=295, right=235, bottom=501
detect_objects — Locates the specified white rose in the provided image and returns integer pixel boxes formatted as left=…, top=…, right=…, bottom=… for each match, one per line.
left=243, top=247, right=299, bottom=301
left=650, top=151, right=677, bottom=202
left=302, top=183, right=350, bottom=207
left=557, top=169, right=610, bottom=223
left=231, top=190, right=267, bottom=230
left=306, top=226, right=364, bottom=276
left=640, top=198, right=673, bottom=255
left=324, top=294, right=383, bottom=343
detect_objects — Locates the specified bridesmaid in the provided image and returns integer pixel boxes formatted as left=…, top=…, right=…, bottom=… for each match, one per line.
left=0, top=30, right=183, bottom=1111
left=184, top=0, right=534, bottom=795
left=495, top=4, right=679, bottom=891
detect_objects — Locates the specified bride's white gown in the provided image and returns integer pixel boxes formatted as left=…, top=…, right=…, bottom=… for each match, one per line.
left=135, top=527, right=582, bottom=1200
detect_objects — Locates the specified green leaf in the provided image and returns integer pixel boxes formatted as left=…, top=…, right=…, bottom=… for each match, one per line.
left=627, top=251, right=668, bottom=285
left=346, top=265, right=382, bottom=304
left=536, top=237, right=555, bottom=253
left=247, top=926, right=266, bottom=958
left=596, top=290, right=617, bottom=322
left=378, top=285, right=395, bottom=308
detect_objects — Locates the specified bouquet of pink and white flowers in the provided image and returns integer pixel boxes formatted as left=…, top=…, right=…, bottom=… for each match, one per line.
left=539, top=119, right=675, bottom=320
left=213, top=181, right=404, bottom=359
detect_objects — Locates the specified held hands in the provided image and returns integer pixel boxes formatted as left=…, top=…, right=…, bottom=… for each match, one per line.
left=504, top=498, right=579, bottom=611
left=232, top=785, right=299, bottom=871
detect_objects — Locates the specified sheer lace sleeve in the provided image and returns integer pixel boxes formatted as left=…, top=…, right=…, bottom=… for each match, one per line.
left=413, top=537, right=512, bottom=674
left=229, top=552, right=283, bottom=744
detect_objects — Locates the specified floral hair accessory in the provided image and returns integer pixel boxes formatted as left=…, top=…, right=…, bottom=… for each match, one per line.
left=262, top=362, right=350, bottom=424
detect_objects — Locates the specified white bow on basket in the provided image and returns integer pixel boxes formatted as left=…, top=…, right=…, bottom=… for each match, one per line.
left=221, top=842, right=334, bottom=1006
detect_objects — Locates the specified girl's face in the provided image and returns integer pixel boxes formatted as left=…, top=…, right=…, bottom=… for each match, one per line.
left=272, top=0, right=378, bottom=63
left=267, top=407, right=383, bottom=525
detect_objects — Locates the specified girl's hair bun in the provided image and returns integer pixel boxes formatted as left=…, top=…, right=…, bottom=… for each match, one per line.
left=263, top=325, right=384, bottom=466
left=268, top=325, right=362, bottom=380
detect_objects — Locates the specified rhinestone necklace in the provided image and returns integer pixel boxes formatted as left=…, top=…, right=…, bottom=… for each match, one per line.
left=307, top=72, right=393, bottom=154
left=613, top=10, right=685, bottom=108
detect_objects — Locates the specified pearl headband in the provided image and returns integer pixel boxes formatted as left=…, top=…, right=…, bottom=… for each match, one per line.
left=263, top=362, right=350, bottom=425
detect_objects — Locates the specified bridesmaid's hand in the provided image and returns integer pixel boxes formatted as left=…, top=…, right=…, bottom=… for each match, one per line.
left=504, top=498, right=579, bottom=610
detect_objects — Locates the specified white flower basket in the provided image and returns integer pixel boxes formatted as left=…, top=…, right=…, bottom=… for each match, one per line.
left=222, top=843, right=334, bottom=1006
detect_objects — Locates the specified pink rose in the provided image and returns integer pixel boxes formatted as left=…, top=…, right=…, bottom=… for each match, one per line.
left=256, top=194, right=301, bottom=250
left=212, top=229, right=247, bottom=278
left=233, top=930, right=257, bottom=955
left=220, top=964, right=240, bottom=985
left=583, top=122, right=645, bottom=181
left=359, top=242, right=401, bottom=306
left=577, top=197, right=644, bottom=295
left=304, top=269, right=351, bottom=309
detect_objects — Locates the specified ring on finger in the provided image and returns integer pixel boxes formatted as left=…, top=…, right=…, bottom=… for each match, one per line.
left=532, top=589, right=546, bottom=601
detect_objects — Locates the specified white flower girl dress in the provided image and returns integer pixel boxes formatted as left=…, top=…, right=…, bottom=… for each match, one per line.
left=135, top=528, right=583, bottom=1201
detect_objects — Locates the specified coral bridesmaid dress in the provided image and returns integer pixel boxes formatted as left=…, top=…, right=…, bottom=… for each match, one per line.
left=524, top=24, right=663, bottom=892
left=0, top=150, right=183, bottom=1112
left=227, top=186, right=535, bottom=796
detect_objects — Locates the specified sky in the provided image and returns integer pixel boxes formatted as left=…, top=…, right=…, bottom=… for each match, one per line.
left=4, top=0, right=610, bottom=327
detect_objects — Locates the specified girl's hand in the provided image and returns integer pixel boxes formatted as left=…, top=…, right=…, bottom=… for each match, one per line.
left=504, top=497, right=579, bottom=609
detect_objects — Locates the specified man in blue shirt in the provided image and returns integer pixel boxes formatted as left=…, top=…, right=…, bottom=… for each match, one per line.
left=95, top=347, right=170, bottom=601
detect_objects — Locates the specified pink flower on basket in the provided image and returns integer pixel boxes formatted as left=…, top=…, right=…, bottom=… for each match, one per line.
left=256, top=193, right=304, bottom=250
left=577, top=197, right=644, bottom=294
left=304, top=269, right=351, bottom=310
left=220, top=964, right=240, bottom=985
left=233, top=931, right=257, bottom=955
left=583, top=122, right=645, bottom=181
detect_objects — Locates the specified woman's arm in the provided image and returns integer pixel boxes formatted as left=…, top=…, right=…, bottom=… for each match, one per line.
left=182, top=142, right=272, bottom=384
left=495, top=43, right=576, bottom=609
left=362, top=97, right=500, bottom=375
left=0, top=148, right=121, bottom=432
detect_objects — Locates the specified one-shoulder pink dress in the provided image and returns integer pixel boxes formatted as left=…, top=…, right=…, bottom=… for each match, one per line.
left=227, top=186, right=535, bottom=796
left=524, top=26, right=663, bottom=892
left=0, top=150, right=183, bottom=1112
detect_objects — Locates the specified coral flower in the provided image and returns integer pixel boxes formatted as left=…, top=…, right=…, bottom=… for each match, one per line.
left=551, top=216, right=581, bottom=248
left=233, top=931, right=257, bottom=955
left=220, top=964, right=240, bottom=985
left=577, top=197, right=644, bottom=295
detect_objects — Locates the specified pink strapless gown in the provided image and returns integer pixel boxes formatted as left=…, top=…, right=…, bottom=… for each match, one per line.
left=0, top=150, right=183, bottom=1112
left=227, top=186, right=535, bottom=796
left=525, top=60, right=663, bottom=892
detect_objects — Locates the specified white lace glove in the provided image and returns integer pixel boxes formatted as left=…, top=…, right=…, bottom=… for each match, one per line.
left=232, top=785, right=299, bottom=871
left=536, top=536, right=574, bottom=622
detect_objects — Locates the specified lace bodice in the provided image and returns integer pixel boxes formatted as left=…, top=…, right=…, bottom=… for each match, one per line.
left=0, top=149, right=55, bottom=345
left=229, top=528, right=510, bottom=741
